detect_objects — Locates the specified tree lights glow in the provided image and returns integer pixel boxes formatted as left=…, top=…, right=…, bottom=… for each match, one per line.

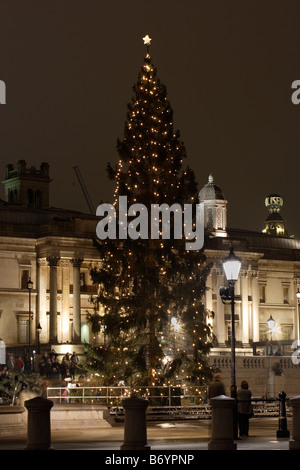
left=87, top=37, right=213, bottom=387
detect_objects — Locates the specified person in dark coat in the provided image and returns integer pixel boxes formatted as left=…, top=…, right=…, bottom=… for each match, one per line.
left=237, top=380, right=252, bottom=437
left=208, top=373, right=226, bottom=399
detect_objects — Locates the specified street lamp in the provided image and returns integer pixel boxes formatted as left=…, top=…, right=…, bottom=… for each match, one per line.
left=27, top=278, right=33, bottom=363
left=222, top=247, right=241, bottom=395
left=219, top=247, right=241, bottom=440
left=267, top=315, right=275, bottom=355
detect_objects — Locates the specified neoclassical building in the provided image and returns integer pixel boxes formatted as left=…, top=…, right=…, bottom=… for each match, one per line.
left=200, top=175, right=300, bottom=356
left=0, top=160, right=98, bottom=355
left=0, top=162, right=300, bottom=362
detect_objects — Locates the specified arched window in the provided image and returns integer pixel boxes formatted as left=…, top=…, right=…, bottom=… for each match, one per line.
left=26, top=188, right=34, bottom=207
left=35, top=189, right=42, bottom=207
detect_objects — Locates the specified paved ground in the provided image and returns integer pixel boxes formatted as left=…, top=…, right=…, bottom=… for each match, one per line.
left=0, top=417, right=293, bottom=452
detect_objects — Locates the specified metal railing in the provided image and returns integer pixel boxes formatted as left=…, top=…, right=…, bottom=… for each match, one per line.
left=46, top=385, right=291, bottom=420
left=46, top=385, right=206, bottom=406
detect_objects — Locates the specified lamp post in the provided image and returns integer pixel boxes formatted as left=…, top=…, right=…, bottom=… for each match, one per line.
left=267, top=315, right=275, bottom=355
left=222, top=247, right=241, bottom=398
left=27, top=278, right=33, bottom=364
left=219, top=248, right=241, bottom=441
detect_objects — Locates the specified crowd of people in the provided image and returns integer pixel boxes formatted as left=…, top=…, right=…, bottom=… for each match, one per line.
left=0, top=349, right=86, bottom=382
left=38, top=349, right=83, bottom=380
left=0, top=352, right=32, bottom=379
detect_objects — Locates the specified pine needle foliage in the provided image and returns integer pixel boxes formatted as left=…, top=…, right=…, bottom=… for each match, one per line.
left=87, top=47, right=213, bottom=387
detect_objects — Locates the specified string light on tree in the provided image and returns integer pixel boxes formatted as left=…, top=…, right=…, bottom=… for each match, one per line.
left=87, top=36, right=214, bottom=388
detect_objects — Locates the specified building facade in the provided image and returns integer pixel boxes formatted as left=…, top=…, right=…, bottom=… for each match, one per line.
left=0, top=163, right=300, bottom=365
left=200, top=175, right=300, bottom=357
left=0, top=161, right=99, bottom=355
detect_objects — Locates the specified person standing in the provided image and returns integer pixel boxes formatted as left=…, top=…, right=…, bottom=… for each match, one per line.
left=15, top=356, right=24, bottom=373
left=208, top=373, right=226, bottom=399
left=237, top=380, right=252, bottom=437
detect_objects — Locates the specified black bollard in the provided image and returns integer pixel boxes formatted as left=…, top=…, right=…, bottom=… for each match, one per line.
left=277, top=391, right=290, bottom=438
left=208, top=395, right=237, bottom=450
left=24, top=396, right=53, bottom=450
left=120, top=397, right=150, bottom=450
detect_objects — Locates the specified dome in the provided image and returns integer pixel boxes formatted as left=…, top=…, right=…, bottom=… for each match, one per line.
left=199, top=174, right=225, bottom=201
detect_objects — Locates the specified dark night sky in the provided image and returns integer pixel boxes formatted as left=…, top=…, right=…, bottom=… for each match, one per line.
left=0, top=1, right=299, bottom=236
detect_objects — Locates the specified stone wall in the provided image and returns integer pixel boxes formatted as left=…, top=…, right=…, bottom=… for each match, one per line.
left=50, top=403, right=113, bottom=430
left=210, top=355, right=300, bottom=397
left=0, top=402, right=113, bottom=437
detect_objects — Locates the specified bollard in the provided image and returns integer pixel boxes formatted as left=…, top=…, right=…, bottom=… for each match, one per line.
left=208, top=395, right=237, bottom=450
left=277, top=391, right=290, bottom=438
left=289, top=395, right=300, bottom=450
left=24, top=396, right=53, bottom=450
left=120, top=396, right=150, bottom=450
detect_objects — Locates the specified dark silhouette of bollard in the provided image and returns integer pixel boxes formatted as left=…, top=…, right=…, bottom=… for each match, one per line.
left=289, top=395, right=300, bottom=450
left=120, top=396, right=150, bottom=450
left=277, top=391, right=290, bottom=438
left=24, top=396, right=53, bottom=450
left=208, top=395, right=237, bottom=450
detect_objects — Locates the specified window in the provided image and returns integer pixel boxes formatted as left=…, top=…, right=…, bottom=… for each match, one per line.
left=259, top=284, right=266, bottom=303
left=81, top=322, right=89, bottom=344
left=26, top=188, right=34, bottom=207
left=259, top=324, right=268, bottom=341
left=283, top=286, right=289, bottom=304
left=281, top=325, right=292, bottom=340
left=35, top=189, right=42, bottom=207
left=18, top=319, right=29, bottom=344
left=20, top=269, right=30, bottom=289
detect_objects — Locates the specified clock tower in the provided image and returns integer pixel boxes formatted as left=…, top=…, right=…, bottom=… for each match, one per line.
left=262, top=193, right=286, bottom=237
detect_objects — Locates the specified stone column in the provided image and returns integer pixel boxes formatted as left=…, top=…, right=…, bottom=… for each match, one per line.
left=289, top=395, right=300, bottom=450
left=216, top=269, right=226, bottom=346
left=251, top=271, right=260, bottom=343
left=120, top=397, right=150, bottom=450
left=71, top=258, right=83, bottom=344
left=206, top=272, right=213, bottom=313
left=37, top=259, right=47, bottom=343
left=61, top=259, right=71, bottom=343
left=24, top=396, right=53, bottom=450
left=241, top=270, right=249, bottom=345
left=208, top=395, right=237, bottom=450
left=47, top=256, right=60, bottom=344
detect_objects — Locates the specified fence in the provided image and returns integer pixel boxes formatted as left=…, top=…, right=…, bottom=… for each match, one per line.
left=46, top=384, right=291, bottom=420
left=46, top=385, right=206, bottom=406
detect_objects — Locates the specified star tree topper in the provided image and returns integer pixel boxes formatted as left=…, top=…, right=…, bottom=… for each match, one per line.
left=143, top=34, right=152, bottom=46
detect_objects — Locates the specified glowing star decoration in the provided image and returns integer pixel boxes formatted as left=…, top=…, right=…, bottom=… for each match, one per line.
left=143, top=35, right=152, bottom=46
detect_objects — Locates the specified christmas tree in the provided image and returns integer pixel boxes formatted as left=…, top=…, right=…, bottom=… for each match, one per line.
left=87, top=36, right=213, bottom=388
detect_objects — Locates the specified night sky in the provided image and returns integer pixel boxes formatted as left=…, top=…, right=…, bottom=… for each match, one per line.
left=0, top=1, right=299, bottom=236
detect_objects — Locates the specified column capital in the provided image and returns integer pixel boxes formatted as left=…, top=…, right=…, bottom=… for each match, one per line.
left=60, top=259, right=71, bottom=268
left=71, top=258, right=83, bottom=268
left=46, top=256, right=60, bottom=267
left=37, top=258, right=47, bottom=267
left=240, top=269, right=249, bottom=278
